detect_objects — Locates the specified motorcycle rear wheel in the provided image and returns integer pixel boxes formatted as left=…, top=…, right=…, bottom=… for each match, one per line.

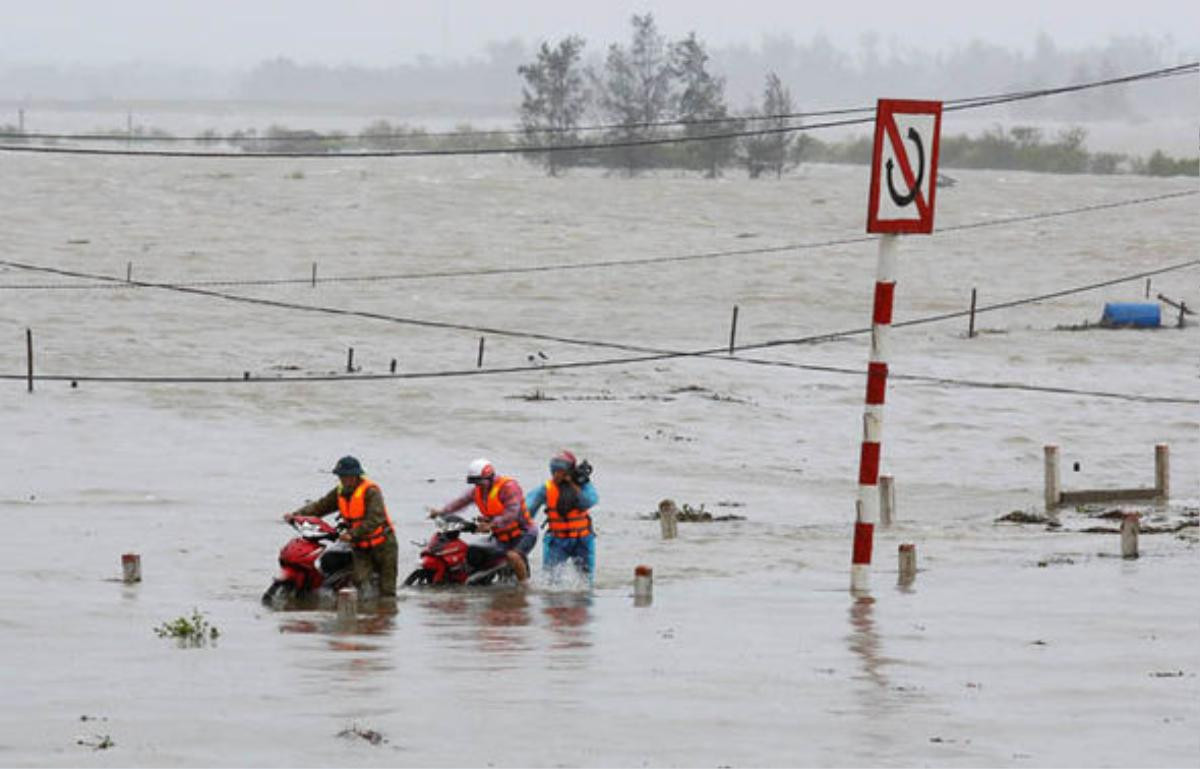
left=403, top=568, right=435, bottom=587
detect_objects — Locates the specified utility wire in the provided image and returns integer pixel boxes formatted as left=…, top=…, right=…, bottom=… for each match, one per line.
left=1, top=63, right=1194, bottom=158
left=3, top=257, right=1197, bottom=404
left=1, top=189, right=1193, bottom=291
left=1, top=62, right=1194, bottom=145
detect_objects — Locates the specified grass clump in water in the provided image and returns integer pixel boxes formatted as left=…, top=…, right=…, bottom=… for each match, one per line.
left=154, top=608, right=220, bottom=646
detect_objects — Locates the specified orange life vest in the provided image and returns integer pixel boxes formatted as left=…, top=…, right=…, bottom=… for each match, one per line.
left=472, top=476, right=532, bottom=543
left=337, top=478, right=393, bottom=549
left=544, top=480, right=592, bottom=538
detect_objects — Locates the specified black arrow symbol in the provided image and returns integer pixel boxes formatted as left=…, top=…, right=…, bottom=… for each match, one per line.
left=886, top=127, right=925, bottom=207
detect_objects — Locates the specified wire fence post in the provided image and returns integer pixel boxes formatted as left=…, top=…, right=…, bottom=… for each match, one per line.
left=126, top=262, right=132, bottom=283
left=26, top=328, right=33, bottom=393
left=1145, top=278, right=1151, bottom=298
left=477, top=337, right=486, bottom=368
left=311, top=262, right=317, bottom=288
left=389, top=358, right=397, bottom=374
left=346, top=347, right=354, bottom=373
left=17, top=108, right=24, bottom=133
left=728, top=305, right=739, bottom=355
left=968, top=288, right=977, bottom=338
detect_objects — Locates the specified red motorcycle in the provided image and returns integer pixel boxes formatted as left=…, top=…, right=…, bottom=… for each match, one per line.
left=403, top=514, right=525, bottom=587
left=262, top=515, right=355, bottom=607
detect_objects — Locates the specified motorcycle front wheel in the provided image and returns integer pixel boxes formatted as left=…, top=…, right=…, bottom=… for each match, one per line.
left=261, top=579, right=296, bottom=608
left=403, top=568, right=435, bottom=587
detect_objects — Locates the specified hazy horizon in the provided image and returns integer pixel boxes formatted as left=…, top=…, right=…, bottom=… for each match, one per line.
left=2, top=0, right=1197, bottom=70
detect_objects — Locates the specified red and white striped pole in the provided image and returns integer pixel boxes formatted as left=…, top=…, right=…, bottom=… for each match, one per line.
left=851, top=233, right=898, bottom=593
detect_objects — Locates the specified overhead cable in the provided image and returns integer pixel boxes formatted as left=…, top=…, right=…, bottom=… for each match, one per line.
left=0, top=63, right=1194, bottom=158
left=0, top=62, right=1193, bottom=145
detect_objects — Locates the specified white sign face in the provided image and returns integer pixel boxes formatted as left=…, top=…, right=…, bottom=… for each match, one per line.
left=866, top=99, right=943, bottom=235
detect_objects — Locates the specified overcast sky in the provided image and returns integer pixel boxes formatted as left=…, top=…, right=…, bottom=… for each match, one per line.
left=3, top=0, right=1198, bottom=68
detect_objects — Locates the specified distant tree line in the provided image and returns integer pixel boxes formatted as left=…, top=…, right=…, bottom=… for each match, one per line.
left=513, top=15, right=1197, bottom=179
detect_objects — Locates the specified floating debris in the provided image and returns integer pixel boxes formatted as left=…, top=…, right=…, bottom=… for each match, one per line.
left=642, top=501, right=746, bottom=522
left=76, top=734, right=114, bottom=750
left=997, top=510, right=1052, bottom=525
left=337, top=724, right=386, bottom=745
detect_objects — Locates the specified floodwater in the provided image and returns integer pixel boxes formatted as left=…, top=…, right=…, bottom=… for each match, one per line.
left=0, top=143, right=1197, bottom=767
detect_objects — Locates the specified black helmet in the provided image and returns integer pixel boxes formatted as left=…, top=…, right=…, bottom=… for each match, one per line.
left=331, top=455, right=364, bottom=476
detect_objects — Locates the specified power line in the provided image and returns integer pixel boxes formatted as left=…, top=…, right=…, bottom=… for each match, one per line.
left=1, top=62, right=1194, bottom=145
left=3, top=255, right=1196, bottom=404
left=1, top=189, right=1193, bottom=291
left=1, top=63, right=1194, bottom=159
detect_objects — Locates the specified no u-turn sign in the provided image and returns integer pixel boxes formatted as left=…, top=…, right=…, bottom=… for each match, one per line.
left=866, top=99, right=943, bottom=234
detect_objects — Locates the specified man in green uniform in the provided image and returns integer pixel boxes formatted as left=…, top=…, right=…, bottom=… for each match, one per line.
left=283, top=456, right=398, bottom=598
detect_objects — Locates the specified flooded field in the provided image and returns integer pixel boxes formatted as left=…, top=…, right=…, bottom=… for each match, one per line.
left=0, top=145, right=1197, bottom=766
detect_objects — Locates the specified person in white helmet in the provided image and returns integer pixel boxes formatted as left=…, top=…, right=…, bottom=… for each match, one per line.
left=427, top=458, right=535, bottom=583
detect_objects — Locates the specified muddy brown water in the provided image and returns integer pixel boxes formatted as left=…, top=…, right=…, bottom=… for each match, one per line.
left=1, top=146, right=1197, bottom=766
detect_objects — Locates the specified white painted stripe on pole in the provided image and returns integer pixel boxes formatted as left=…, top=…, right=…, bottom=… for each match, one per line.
left=862, top=406, right=884, bottom=443
left=851, top=563, right=870, bottom=593
left=877, top=235, right=899, bottom=280
left=869, top=323, right=891, bottom=362
left=857, top=484, right=880, bottom=524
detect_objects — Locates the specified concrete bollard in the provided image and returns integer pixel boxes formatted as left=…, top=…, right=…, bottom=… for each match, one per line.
left=634, top=565, right=653, bottom=606
left=121, top=553, right=142, bottom=583
left=336, top=587, right=358, bottom=622
left=879, top=475, right=895, bottom=527
left=1155, top=444, right=1169, bottom=501
left=658, top=499, right=678, bottom=540
left=898, top=544, right=917, bottom=583
left=1120, top=513, right=1139, bottom=559
left=1044, top=445, right=1061, bottom=510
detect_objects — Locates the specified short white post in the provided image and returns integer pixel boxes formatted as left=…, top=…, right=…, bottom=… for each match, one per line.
left=1120, top=513, right=1139, bottom=559
left=121, top=553, right=142, bottom=583
left=658, top=499, right=678, bottom=540
left=634, top=565, right=653, bottom=606
left=1044, top=445, right=1061, bottom=510
left=336, top=587, right=357, bottom=622
left=1155, top=444, right=1169, bottom=501
left=898, top=544, right=916, bottom=583
left=879, top=475, right=895, bottom=527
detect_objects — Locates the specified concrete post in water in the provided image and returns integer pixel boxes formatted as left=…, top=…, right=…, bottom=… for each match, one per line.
left=968, top=288, right=977, bottom=338
left=879, top=475, right=895, bottom=527
left=26, top=328, right=33, bottom=393
left=1044, top=445, right=1061, bottom=510
left=1155, top=444, right=1169, bottom=501
left=477, top=337, right=485, bottom=368
left=657, top=499, right=678, bottom=540
left=1120, top=513, right=1139, bottom=559
left=728, top=305, right=739, bottom=355
left=336, top=587, right=357, bottom=622
left=121, top=553, right=142, bottom=583
left=634, top=565, right=653, bottom=606
left=898, top=544, right=916, bottom=583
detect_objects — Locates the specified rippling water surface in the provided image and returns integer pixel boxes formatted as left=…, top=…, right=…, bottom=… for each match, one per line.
left=1, top=146, right=1197, bottom=766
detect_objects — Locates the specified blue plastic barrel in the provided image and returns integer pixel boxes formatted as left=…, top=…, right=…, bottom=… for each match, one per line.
left=1100, top=302, right=1161, bottom=328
